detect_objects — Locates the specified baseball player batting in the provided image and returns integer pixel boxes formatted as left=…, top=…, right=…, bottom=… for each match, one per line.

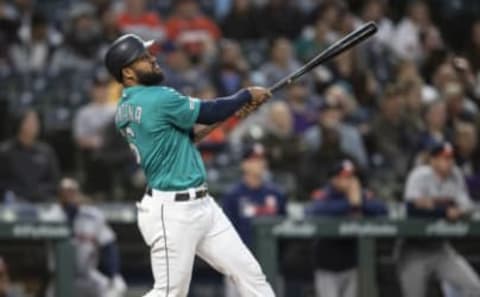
left=105, top=34, right=274, bottom=297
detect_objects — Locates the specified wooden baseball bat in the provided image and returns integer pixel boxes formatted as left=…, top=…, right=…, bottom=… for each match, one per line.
left=269, top=21, right=377, bottom=92
left=194, top=22, right=378, bottom=143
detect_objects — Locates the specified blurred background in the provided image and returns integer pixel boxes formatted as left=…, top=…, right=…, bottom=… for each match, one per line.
left=1, top=0, right=480, bottom=296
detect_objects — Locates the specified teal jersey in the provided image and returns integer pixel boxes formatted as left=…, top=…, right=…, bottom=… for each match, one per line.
left=115, top=85, right=206, bottom=190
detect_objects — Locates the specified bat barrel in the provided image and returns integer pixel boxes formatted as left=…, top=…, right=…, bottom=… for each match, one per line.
left=269, top=22, right=377, bottom=93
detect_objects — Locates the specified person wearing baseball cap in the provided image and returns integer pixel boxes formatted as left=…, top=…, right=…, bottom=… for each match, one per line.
left=305, top=94, right=368, bottom=169
left=222, top=143, right=286, bottom=297
left=223, top=143, right=286, bottom=247
left=305, top=159, right=386, bottom=297
left=73, top=68, right=117, bottom=199
left=51, top=177, right=127, bottom=297
left=104, top=32, right=275, bottom=297
left=399, top=141, right=480, bottom=297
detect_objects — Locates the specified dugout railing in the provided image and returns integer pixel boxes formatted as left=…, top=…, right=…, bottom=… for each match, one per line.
left=0, top=221, right=74, bottom=297
left=253, top=217, right=480, bottom=297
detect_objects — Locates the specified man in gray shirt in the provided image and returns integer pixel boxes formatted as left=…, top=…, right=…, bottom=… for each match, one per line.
left=73, top=70, right=116, bottom=198
left=398, top=142, right=480, bottom=297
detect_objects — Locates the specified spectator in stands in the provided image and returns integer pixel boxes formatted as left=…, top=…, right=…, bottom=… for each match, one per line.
left=361, top=0, right=394, bottom=48
left=257, top=0, right=304, bottom=40
left=259, top=38, right=301, bottom=93
left=454, top=121, right=480, bottom=201
left=307, top=0, right=344, bottom=36
left=295, top=19, right=330, bottom=63
left=0, top=0, right=17, bottom=76
left=210, top=40, right=249, bottom=97
left=359, top=0, right=395, bottom=84
left=398, top=142, right=480, bottom=297
left=116, top=0, right=166, bottom=42
left=395, top=59, right=424, bottom=87
left=87, top=0, right=111, bottom=16
left=305, top=159, right=387, bottom=297
left=100, top=6, right=121, bottom=44
left=284, top=81, right=317, bottom=134
left=0, top=0, right=18, bottom=48
left=301, top=124, right=357, bottom=200
left=323, top=84, right=358, bottom=124
left=223, top=143, right=287, bottom=246
left=465, top=20, right=480, bottom=69
left=73, top=69, right=116, bottom=200
left=431, top=62, right=457, bottom=91
left=11, top=0, right=34, bottom=33
left=162, top=45, right=206, bottom=95
left=9, top=11, right=62, bottom=76
left=304, top=96, right=368, bottom=168
left=0, top=257, right=21, bottom=297
left=49, top=2, right=103, bottom=78
left=0, top=109, right=60, bottom=202
left=416, top=99, right=449, bottom=162
left=402, top=78, right=425, bottom=133
left=221, top=0, right=260, bottom=40
left=392, top=0, right=441, bottom=63
left=53, top=177, right=126, bottom=297
left=442, top=81, right=478, bottom=127
left=260, top=101, right=305, bottom=197
left=370, top=84, right=419, bottom=201
left=222, top=143, right=286, bottom=297
left=336, top=7, right=357, bottom=38
left=52, top=3, right=101, bottom=63
left=166, top=0, right=221, bottom=63
left=451, top=57, right=479, bottom=105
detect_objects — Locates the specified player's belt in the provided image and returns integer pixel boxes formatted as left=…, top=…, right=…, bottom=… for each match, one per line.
left=146, top=187, right=208, bottom=202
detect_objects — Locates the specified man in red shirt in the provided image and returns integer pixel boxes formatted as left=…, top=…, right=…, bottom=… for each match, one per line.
left=166, top=0, right=221, bottom=62
left=117, top=0, right=166, bottom=42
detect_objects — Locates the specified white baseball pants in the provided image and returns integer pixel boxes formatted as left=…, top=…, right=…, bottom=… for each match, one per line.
left=136, top=189, right=275, bottom=297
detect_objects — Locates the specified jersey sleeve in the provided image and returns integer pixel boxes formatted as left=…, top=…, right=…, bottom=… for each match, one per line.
left=404, top=169, right=425, bottom=201
left=160, top=87, right=201, bottom=131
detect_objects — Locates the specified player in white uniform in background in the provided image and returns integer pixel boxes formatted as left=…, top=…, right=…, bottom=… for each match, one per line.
left=48, top=178, right=126, bottom=297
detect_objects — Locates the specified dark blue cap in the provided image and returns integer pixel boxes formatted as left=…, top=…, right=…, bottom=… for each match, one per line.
left=429, top=141, right=454, bottom=157
left=242, top=143, right=266, bottom=160
left=328, top=159, right=356, bottom=178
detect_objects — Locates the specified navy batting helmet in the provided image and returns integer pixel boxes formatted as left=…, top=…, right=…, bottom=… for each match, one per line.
left=104, top=34, right=154, bottom=82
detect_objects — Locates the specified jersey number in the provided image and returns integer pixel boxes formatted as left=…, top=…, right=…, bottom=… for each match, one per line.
left=122, top=127, right=141, bottom=164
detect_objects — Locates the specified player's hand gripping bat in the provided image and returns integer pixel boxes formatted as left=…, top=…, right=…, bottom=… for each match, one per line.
left=194, top=21, right=378, bottom=143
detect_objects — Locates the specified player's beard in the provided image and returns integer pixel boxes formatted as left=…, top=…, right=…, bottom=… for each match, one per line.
left=136, top=69, right=164, bottom=86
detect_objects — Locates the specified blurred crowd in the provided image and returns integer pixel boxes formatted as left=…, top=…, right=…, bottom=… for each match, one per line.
left=0, top=0, right=480, bottom=205
left=2, top=0, right=480, bottom=296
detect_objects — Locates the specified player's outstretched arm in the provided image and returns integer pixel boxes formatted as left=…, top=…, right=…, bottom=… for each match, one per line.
left=193, top=87, right=271, bottom=142
left=196, top=87, right=271, bottom=125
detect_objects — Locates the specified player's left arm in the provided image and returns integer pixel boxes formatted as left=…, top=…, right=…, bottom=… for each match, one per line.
left=160, top=88, right=253, bottom=131
left=192, top=87, right=271, bottom=141
left=195, top=87, right=270, bottom=125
